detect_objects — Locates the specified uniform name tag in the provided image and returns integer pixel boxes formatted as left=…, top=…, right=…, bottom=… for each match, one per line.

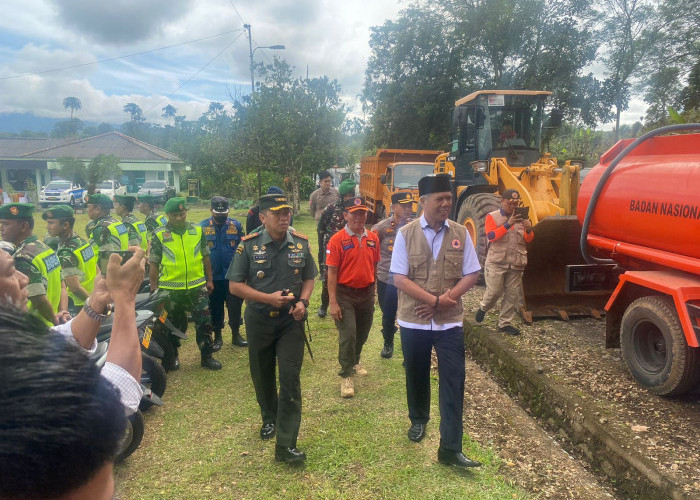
left=43, top=253, right=60, bottom=273
left=253, top=252, right=267, bottom=263
left=288, top=252, right=305, bottom=259
left=341, top=239, right=354, bottom=251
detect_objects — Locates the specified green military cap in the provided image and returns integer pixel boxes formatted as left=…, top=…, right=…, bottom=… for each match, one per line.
left=259, top=193, right=292, bottom=212
left=338, top=179, right=356, bottom=195
left=0, top=202, right=34, bottom=219
left=114, top=194, right=137, bottom=204
left=137, top=193, right=156, bottom=205
left=163, top=196, right=187, bottom=213
left=85, top=193, right=113, bottom=208
left=42, top=204, right=74, bottom=220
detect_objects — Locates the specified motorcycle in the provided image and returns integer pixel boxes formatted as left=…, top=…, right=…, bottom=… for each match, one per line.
left=135, top=289, right=187, bottom=372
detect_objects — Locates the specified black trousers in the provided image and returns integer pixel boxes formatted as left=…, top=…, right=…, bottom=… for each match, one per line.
left=245, top=307, right=305, bottom=448
left=400, top=325, right=465, bottom=452
left=376, top=280, right=398, bottom=344
left=209, top=279, right=243, bottom=332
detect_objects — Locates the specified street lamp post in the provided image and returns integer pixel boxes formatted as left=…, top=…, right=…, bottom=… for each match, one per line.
left=243, top=24, right=285, bottom=195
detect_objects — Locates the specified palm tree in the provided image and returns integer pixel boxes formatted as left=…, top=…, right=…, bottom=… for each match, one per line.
left=63, top=97, right=82, bottom=120
left=162, top=104, right=177, bottom=122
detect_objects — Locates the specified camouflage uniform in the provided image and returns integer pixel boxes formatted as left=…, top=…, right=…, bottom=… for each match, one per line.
left=57, top=232, right=96, bottom=313
left=88, top=215, right=130, bottom=274
left=317, top=199, right=347, bottom=311
left=14, top=235, right=61, bottom=325
left=144, top=210, right=167, bottom=238
left=121, top=213, right=144, bottom=248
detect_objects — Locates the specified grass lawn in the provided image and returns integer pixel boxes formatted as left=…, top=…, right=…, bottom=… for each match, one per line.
left=34, top=204, right=527, bottom=499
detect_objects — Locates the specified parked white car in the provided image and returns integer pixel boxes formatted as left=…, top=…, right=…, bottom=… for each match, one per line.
left=95, top=180, right=127, bottom=198
left=39, top=180, right=87, bottom=208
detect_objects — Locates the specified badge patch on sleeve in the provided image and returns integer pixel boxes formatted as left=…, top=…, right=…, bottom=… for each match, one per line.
left=341, top=239, right=354, bottom=251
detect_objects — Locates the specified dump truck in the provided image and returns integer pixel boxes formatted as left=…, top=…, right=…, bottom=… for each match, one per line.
left=574, top=124, right=700, bottom=396
left=359, top=149, right=441, bottom=222
left=434, top=90, right=598, bottom=320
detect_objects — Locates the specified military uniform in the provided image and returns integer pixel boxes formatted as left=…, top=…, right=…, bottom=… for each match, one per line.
left=115, top=194, right=148, bottom=252
left=0, top=203, right=61, bottom=326
left=226, top=194, right=317, bottom=461
left=85, top=194, right=130, bottom=275
left=144, top=210, right=168, bottom=238
left=317, top=199, right=348, bottom=314
left=372, top=192, right=414, bottom=358
left=200, top=196, right=247, bottom=349
left=56, top=232, right=97, bottom=312
left=149, top=197, right=221, bottom=370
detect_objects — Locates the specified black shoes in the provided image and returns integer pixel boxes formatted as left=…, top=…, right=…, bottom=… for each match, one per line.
left=232, top=331, right=248, bottom=347
left=499, top=325, right=521, bottom=336
left=275, top=445, right=306, bottom=463
left=475, top=308, right=486, bottom=323
left=169, top=355, right=180, bottom=371
left=200, top=356, right=222, bottom=370
left=381, top=344, right=394, bottom=359
left=408, top=423, right=426, bottom=442
left=317, top=306, right=327, bottom=318
left=212, top=331, right=223, bottom=352
left=260, top=422, right=276, bottom=440
left=437, top=448, right=481, bottom=468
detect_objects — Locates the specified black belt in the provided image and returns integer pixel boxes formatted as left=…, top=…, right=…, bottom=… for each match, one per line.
left=250, top=306, right=291, bottom=318
left=338, top=283, right=374, bottom=292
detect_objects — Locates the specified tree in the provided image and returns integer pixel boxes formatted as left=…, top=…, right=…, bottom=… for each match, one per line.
left=63, top=97, right=82, bottom=120
left=123, top=103, right=145, bottom=122
left=58, top=155, right=121, bottom=194
left=51, top=119, right=83, bottom=138
left=58, top=157, right=87, bottom=186
left=162, top=104, right=177, bottom=122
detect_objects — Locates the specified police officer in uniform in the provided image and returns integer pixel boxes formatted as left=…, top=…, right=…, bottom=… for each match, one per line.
left=43, top=205, right=97, bottom=315
left=390, top=174, right=482, bottom=469
left=149, top=197, right=221, bottom=371
left=0, top=203, right=62, bottom=325
left=85, top=193, right=130, bottom=275
left=137, top=193, right=168, bottom=241
left=228, top=194, right=317, bottom=464
left=200, top=196, right=247, bottom=350
left=114, top=194, right=148, bottom=252
left=372, top=192, right=414, bottom=359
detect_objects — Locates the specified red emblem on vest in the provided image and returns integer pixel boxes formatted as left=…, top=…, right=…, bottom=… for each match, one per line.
left=451, top=238, right=461, bottom=249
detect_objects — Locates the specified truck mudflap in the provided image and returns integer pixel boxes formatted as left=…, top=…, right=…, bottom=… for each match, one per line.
left=520, top=216, right=614, bottom=322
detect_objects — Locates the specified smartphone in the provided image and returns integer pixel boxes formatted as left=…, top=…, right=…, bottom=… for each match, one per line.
left=514, top=206, right=529, bottom=220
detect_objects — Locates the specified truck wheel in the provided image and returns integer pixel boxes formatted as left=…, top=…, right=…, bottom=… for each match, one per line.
left=621, top=296, right=700, bottom=396
left=113, top=410, right=144, bottom=464
left=456, top=193, right=500, bottom=284
left=69, top=196, right=75, bottom=208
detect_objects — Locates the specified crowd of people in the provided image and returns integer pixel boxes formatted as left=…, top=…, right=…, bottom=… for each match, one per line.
left=0, top=174, right=536, bottom=496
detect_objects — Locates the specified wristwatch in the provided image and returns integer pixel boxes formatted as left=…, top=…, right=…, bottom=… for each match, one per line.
left=83, top=297, right=111, bottom=323
left=299, top=298, right=310, bottom=308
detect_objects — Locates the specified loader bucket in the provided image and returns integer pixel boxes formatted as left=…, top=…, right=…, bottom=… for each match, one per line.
left=520, top=216, right=613, bottom=322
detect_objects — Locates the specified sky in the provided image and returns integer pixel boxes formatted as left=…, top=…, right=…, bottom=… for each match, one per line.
left=0, top=0, right=643, bottom=131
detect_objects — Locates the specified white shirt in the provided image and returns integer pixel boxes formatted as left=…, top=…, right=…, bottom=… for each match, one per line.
left=52, top=320, right=143, bottom=414
left=390, top=215, right=480, bottom=331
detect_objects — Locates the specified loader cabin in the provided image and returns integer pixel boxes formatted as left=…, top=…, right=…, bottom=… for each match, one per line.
left=449, top=90, right=561, bottom=184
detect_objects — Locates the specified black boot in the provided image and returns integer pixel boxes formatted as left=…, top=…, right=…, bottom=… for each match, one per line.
left=381, top=343, right=394, bottom=359
left=212, top=330, right=223, bottom=352
left=201, top=352, right=222, bottom=370
left=232, top=329, right=248, bottom=347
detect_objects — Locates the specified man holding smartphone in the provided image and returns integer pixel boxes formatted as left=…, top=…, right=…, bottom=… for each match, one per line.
left=475, top=189, right=533, bottom=336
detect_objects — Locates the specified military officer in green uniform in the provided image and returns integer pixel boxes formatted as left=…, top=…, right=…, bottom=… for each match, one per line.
left=43, top=205, right=98, bottom=315
left=114, top=194, right=148, bottom=252
left=85, top=193, right=130, bottom=275
left=0, top=203, right=62, bottom=325
left=138, top=193, right=168, bottom=241
left=149, top=197, right=222, bottom=371
left=228, top=194, right=317, bottom=464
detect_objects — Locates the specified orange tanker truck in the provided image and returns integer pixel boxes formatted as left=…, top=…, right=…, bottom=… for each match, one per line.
left=574, top=124, right=700, bottom=396
left=359, top=149, right=441, bottom=222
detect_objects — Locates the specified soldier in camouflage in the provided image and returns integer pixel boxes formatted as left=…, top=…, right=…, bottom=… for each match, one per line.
left=0, top=203, right=63, bottom=326
left=85, top=193, right=130, bottom=275
left=43, top=205, right=98, bottom=315
left=316, top=179, right=356, bottom=318
left=114, top=194, right=148, bottom=252
left=149, top=197, right=221, bottom=371
left=137, top=193, right=168, bottom=241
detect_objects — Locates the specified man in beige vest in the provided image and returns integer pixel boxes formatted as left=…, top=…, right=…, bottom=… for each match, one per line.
left=390, top=174, right=481, bottom=469
left=474, top=189, right=533, bottom=336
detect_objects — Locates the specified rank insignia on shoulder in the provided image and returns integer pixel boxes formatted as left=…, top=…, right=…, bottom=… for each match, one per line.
left=236, top=246, right=244, bottom=254
left=291, top=230, right=308, bottom=240
left=241, top=233, right=260, bottom=241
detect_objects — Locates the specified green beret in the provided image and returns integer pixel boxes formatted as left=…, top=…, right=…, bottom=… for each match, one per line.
left=42, top=205, right=74, bottom=220
left=85, top=193, right=113, bottom=208
left=114, top=194, right=137, bottom=204
left=0, top=203, right=34, bottom=220
left=138, top=194, right=156, bottom=205
left=259, top=194, right=292, bottom=212
left=163, top=197, right=187, bottom=213
left=338, top=179, right=356, bottom=196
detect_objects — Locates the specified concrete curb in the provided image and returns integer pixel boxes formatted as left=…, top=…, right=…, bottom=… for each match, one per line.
left=464, top=322, right=692, bottom=500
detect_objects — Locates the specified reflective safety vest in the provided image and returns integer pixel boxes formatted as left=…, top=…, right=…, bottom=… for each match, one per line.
left=107, top=219, right=130, bottom=251
left=134, top=221, right=148, bottom=252
left=69, top=241, right=98, bottom=306
left=157, top=214, right=168, bottom=226
left=28, top=246, right=62, bottom=326
left=155, top=225, right=206, bottom=289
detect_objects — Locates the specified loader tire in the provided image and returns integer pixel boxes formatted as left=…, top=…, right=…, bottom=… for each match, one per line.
left=456, top=193, right=500, bottom=284
left=620, top=296, right=700, bottom=396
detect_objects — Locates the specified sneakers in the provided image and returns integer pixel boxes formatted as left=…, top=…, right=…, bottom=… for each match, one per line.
left=499, top=325, right=521, bottom=336
left=353, top=364, right=368, bottom=376
left=341, top=377, right=354, bottom=398
left=475, top=308, right=486, bottom=323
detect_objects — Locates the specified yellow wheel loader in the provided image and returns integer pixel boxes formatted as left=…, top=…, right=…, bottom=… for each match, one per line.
left=436, top=90, right=611, bottom=321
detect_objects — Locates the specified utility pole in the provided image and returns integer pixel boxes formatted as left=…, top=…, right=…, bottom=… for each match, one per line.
left=244, top=24, right=254, bottom=94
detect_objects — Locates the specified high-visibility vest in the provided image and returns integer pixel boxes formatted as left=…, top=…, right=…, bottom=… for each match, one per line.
left=21, top=244, right=61, bottom=326
left=106, top=219, right=130, bottom=251
left=155, top=225, right=205, bottom=289
left=123, top=214, right=148, bottom=252
left=69, top=240, right=98, bottom=306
